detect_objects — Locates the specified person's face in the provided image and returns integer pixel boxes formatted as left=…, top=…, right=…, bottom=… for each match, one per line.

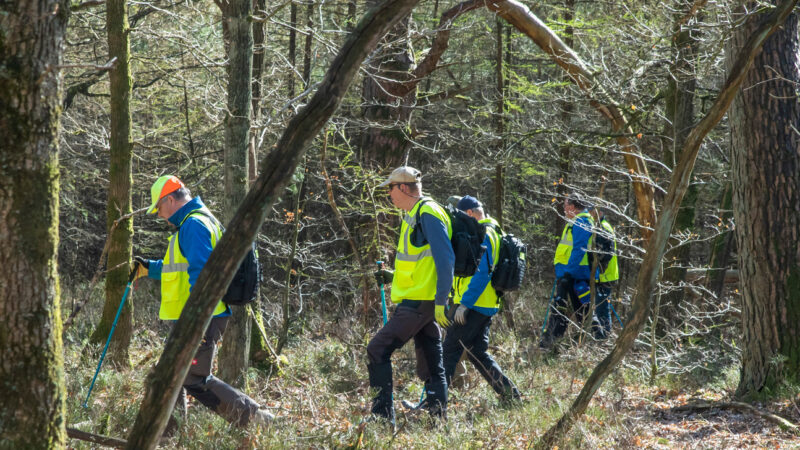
left=156, top=194, right=177, bottom=220
left=387, top=183, right=403, bottom=208
left=564, top=200, right=577, bottom=219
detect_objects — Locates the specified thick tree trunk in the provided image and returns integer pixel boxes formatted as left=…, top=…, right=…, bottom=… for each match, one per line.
left=0, top=0, right=69, bottom=447
left=91, top=0, right=134, bottom=368
left=728, top=3, right=800, bottom=398
left=217, top=0, right=254, bottom=388
left=125, top=1, right=421, bottom=447
left=535, top=1, right=798, bottom=446
left=359, top=1, right=414, bottom=167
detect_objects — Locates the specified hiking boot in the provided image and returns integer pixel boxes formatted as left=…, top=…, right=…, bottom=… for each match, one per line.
left=250, top=409, right=276, bottom=428
left=538, top=334, right=555, bottom=350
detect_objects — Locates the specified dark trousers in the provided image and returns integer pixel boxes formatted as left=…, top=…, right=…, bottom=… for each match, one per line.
left=545, top=277, right=600, bottom=339
left=442, top=309, right=520, bottom=400
left=366, top=301, right=447, bottom=417
left=172, top=316, right=261, bottom=427
left=594, top=282, right=614, bottom=338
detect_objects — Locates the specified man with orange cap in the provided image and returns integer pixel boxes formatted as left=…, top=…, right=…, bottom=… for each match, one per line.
left=134, top=175, right=274, bottom=431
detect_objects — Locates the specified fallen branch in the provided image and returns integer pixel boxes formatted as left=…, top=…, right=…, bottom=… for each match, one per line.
left=671, top=401, right=800, bottom=433
left=67, top=427, right=126, bottom=448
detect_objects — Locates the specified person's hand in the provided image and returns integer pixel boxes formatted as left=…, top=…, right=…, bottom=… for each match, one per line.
left=435, top=304, right=451, bottom=328
left=453, top=304, right=469, bottom=325
left=373, top=269, right=393, bottom=285
left=575, top=280, right=591, bottom=304
left=133, top=256, right=149, bottom=280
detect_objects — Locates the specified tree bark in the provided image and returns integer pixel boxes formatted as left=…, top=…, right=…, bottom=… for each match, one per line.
left=91, top=0, right=134, bottom=368
left=535, top=1, right=798, bottom=446
left=216, top=0, right=254, bottom=388
left=125, top=1, right=421, bottom=447
left=728, top=2, right=800, bottom=398
left=555, top=0, right=574, bottom=237
left=0, top=0, right=69, bottom=447
left=359, top=0, right=414, bottom=167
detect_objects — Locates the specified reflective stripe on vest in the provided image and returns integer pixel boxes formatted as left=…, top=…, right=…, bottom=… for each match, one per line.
left=159, top=208, right=228, bottom=320
left=553, top=212, right=594, bottom=267
left=453, top=217, right=500, bottom=309
left=391, top=199, right=452, bottom=303
left=598, top=219, right=619, bottom=282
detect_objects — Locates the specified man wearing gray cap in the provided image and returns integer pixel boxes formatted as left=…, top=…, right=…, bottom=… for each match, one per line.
left=366, top=166, right=454, bottom=424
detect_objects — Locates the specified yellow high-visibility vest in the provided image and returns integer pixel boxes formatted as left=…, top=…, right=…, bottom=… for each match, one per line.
left=553, top=212, right=595, bottom=267
left=391, top=199, right=452, bottom=303
left=159, top=208, right=227, bottom=320
left=598, top=218, right=619, bottom=282
left=453, top=217, right=501, bottom=309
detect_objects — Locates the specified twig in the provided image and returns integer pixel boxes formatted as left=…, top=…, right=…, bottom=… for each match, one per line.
left=671, top=401, right=800, bottom=433
left=60, top=57, right=117, bottom=71
left=67, top=427, right=127, bottom=448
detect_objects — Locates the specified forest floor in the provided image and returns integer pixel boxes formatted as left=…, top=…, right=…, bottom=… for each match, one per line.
left=62, top=288, right=800, bottom=449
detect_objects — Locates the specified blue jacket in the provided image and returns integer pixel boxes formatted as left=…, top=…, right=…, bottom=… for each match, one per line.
left=554, top=213, right=593, bottom=281
left=458, top=232, right=497, bottom=316
left=146, top=197, right=230, bottom=318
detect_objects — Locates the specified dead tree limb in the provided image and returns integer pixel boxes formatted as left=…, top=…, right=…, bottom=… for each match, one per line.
left=671, top=401, right=799, bottom=433
left=535, top=0, right=799, bottom=447
left=67, top=427, right=126, bottom=448
left=124, top=0, right=422, bottom=447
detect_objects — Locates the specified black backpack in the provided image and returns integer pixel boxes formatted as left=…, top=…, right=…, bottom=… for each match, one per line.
left=190, top=210, right=260, bottom=306
left=411, top=199, right=486, bottom=277
left=486, top=223, right=527, bottom=294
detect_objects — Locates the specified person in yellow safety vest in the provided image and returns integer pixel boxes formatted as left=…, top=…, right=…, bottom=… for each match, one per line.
left=367, top=166, right=454, bottom=425
left=539, top=194, right=601, bottom=349
left=442, top=196, right=522, bottom=401
left=133, top=175, right=274, bottom=432
left=591, top=209, right=619, bottom=339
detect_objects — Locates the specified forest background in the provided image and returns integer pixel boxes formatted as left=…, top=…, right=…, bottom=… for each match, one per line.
left=2, top=0, right=800, bottom=448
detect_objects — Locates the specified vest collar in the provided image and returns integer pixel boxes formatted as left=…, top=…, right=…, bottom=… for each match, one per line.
left=168, top=197, right=206, bottom=228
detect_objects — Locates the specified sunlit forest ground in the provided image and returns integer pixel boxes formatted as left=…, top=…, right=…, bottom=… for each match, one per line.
left=63, top=282, right=800, bottom=449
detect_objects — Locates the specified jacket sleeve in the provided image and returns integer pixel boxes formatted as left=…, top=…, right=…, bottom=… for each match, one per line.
left=420, top=212, right=455, bottom=306
left=147, top=259, right=163, bottom=280
left=177, top=217, right=215, bottom=292
left=565, top=216, right=592, bottom=279
left=459, top=234, right=493, bottom=309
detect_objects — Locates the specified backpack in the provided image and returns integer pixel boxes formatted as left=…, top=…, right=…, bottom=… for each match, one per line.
left=411, top=199, right=487, bottom=277
left=190, top=210, right=261, bottom=306
left=486, top=223, right=527, bottom=294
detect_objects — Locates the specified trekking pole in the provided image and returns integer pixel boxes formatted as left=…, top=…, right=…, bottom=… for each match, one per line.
left=541, top=279, right=557, bottom=333
left=376, top=261, right=388, bottom=325
left=83, top=264, right=138, bottom=408
left=609, top=301, right=624, bottom=328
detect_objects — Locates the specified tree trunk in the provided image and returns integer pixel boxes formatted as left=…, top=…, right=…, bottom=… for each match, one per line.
left=728, top=3, right=800, bottom=398
left=125, top=1, right=421, bottom=446
left=0, top=0, right=69, bottom=446
left=535, top=1, right=798, bottom=446
left=248, top=0, right=270, bottom=367
left=661, top=0, right=701, bottom=317
left=555, top=0, right=574, bottom=237
left=706, top=181, right=734, bottom=299
left=359, top=0, right=414, bottom=167
left=91, top=0, right=134, bottom=368
left=216, top=0, right=254, bottom=388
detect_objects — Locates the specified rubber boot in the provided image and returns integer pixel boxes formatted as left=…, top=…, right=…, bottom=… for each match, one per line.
left=367, top=362, right=395, bottom=425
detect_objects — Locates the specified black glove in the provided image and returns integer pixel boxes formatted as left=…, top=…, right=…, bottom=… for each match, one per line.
left=374, top=269, right=394, bottom=285
left=134, top=256, right=150, bottom=269
left=133, top=256, right=149, bottom=280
